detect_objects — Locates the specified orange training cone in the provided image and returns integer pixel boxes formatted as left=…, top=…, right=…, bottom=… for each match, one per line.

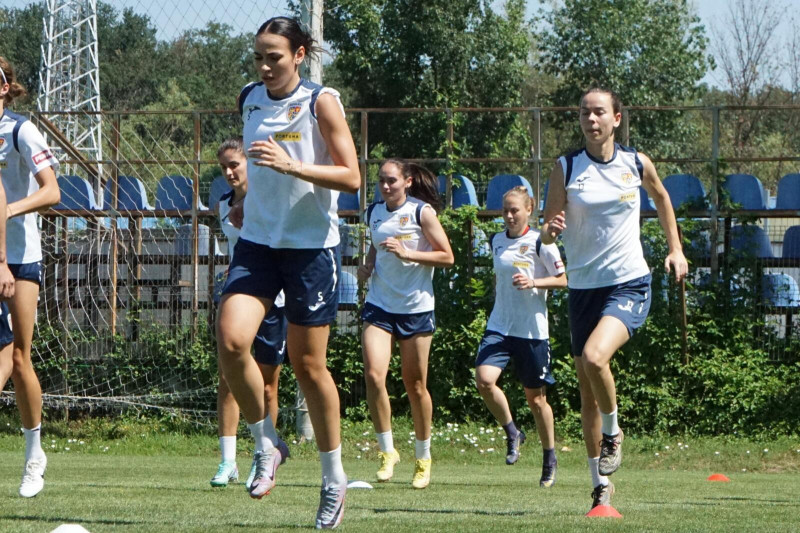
left=586, top=505, right=623, bottom=518
left=707, top=473, right=731, bottom=482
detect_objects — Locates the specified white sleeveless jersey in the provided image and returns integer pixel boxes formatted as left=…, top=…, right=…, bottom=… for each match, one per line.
left=559, top=144, right=650, bottom=289
left=238, top=79, right=344, bottom=249
left=486, top=227, right=565, bottom=339
left=219, top=190, right=284, bottom=307
left=365, top=198, right=435, bottom=314
left=0, top=111, right=59, bottom=264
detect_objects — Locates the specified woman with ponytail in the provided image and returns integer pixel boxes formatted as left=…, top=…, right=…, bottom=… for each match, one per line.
left=0, top=56, right=61, bottom=498
left=357, top=159, right=453, bottom=489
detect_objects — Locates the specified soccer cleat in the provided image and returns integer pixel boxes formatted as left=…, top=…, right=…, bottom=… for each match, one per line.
left=210, top=461, right=239, bottom=487
left=248, top=448, right=282, bottom=499
left=598, top=430, right=624, bottom=476
left=19, top=454, right=47, bottom=498
left=411, top=458, right=431, bottom=489
left=276, top=438, right=291, bottom=465
left=245, top=456, right=257, bottom=490
left=315, top=478, right=346, bottom=529
left=505, top=429, right=526, bottom=465
left=591, top=480, right=615, bottom=509
left=540, top=459, right=557, bottom=488
left=376, top=450, right=400, bottom=482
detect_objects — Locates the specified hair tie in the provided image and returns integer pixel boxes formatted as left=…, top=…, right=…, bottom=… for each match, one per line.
left=0, top=67, right=7, bottom=86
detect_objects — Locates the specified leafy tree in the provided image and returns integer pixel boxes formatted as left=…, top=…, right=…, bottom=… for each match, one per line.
left=0, top=3, right=46, bottom=109
left=537, top=0, right=713, bottom=159
left=322, top=0, right=532, bottom=174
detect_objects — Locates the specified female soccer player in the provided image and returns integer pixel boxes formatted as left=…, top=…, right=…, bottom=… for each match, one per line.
left=357, top=160, right=453, bottom=489
left=0, top=56, right=61, bottom=498
left=211, top=138, right=289, bottom=488
left=475, top=186, right=565, bottom=488
left=216, top=17, right=360, bottom=529
left=541, top=87, right=687, bottom=510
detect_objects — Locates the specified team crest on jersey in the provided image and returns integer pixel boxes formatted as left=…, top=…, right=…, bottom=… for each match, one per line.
left=620, top=172, right=634, bottom=184
left=0, top=139, right=4, bottom=148
left=519, top=245, right=529, bottom=254
left=287, top=105, right=302, bottom=121
left=399, top=215, right=409, bottom=227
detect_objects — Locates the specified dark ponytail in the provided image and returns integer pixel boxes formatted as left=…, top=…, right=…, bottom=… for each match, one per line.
left=0, top=56, right=28, bottom=105
left=256, top=16, right=322, bottom=58
left=384, top=158, right=441, bottom=212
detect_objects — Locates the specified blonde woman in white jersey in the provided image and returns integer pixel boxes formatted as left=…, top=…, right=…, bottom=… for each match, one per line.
left=475, top=186, right=566, bottom=488
left=210, top=138, right=290, bottom=489
left=216, top=18, right=360, bottom=529
left=541, top=87, right=687, bottom=511
left=357, top=160, right=453, bottom=489
left=0, top=56, right=61, bottom=498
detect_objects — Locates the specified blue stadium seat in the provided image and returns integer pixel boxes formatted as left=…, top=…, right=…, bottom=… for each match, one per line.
left=103, top=175, right=154, bottom=210
left=782, top=226, right=800, bottom=259
left=438, top=175, right=479, bottom=208
left=640, top=186, right=656, bottom=212
left=155, top=175, right=207, bottom=210
left=208, top=176, right=233, bottom=211
left=722, top=174, right=767, bottom=210
left=761, top=273, right=800, bottom=307
left=730, top=225, right=773, bottom=258
left=338, top=270, right=359, bottom=305
left=775, top=173, right=800, bottom=209
left=486, top=174, right=533, bottom=210
left=55, top=175, right=100, bottom=210
left=337, top=191, right=360, bottom=211
left=175, top=223, right=215, bottom=256
left=663, top=174, right=706, bottom=209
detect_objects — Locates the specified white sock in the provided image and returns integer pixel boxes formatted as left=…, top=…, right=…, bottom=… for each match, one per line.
left=319, top=444, right=347, bottom=486
left=247, top=417, right=277, bottom=453
left=23, top=424, right=45, bottom=462
left=600, top=408, right=620, bottom=436
left=376, top=431, right=394, bottom=453
left=588, top=456, right=609, bottom=488
left=219, top=436, right=236, bottom=463
left=415, top=438, right=431, bottom=460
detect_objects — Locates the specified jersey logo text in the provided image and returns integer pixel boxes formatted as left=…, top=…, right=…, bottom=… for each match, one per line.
left=274, top=132, right=301, bottom=142
left=619, top=192, right=636, bottom=202
left=32, top=150, right=54, bottom=165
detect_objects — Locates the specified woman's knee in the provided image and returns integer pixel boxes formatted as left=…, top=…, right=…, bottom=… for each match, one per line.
left=581, top=345, right=609, bottom=374
left=403, top=377, right=428, bottom=400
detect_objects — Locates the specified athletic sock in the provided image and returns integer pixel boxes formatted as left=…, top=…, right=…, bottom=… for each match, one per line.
left=600, top=408, right=620, bottom=436
left=415, top=438, right=431, bottom=460
left=219, top=436, right=236, bottom=463
left=376, top=430, right=395, bottom=453
left=247, top=417, right=277, bottom=454
left=502, top=421, right=519, bottom=440
left=319, top=444, right=347, bottom=486
left=543, top=447, right=556, bottom=466
left=23, top=424, right=45, bottom=462
left=588, top=456, right=609, bottom=488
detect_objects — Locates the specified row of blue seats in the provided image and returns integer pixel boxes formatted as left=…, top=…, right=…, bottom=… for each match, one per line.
left=55, top=175, right=205, bottom=212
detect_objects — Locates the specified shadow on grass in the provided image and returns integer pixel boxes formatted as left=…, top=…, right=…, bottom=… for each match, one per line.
left=705, top=496, right=799, bottom=506
left=1, top=514, right=144, bottom=526
left=370, top=507, right=528, bottom=517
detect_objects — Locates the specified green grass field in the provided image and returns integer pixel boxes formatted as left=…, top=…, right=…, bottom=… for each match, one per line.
left=0, top=420, right=798, bottom=532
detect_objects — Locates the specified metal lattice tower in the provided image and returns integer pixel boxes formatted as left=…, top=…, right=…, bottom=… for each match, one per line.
left=38, top=0, right=102, bottom=180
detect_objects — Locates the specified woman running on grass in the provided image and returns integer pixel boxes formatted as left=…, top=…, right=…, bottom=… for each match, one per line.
left=475, top=186, right=566, bottom=488
left=216, top=17, right=360, bottom=529
left=357, top=159, right=453, bottom=489
left=541, top=87, right=687, bottom=510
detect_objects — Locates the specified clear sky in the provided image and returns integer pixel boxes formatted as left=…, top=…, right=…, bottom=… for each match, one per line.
left=6, top=0, right=799, bottom=90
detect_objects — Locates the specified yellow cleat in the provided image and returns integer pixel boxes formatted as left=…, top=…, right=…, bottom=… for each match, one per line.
left=411, top=458, right=431, bottom=489
left=376, top=450, right=400, bottom=482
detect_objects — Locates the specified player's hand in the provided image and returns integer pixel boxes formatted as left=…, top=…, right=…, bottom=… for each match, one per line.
left=379, top=237, right=409, bottom=260
left=357, top=263, right=374, bottom=282
left=228, top=199, right=244, bottom=229
left=544, top=210, right=566, bottom=240
left=0, top=263, right=15, bottom=301
left=665, top=250, right=689, bottom=282
left=248, top=137, right=299, bottom=175
left=512, top=272, right=535, bottom=290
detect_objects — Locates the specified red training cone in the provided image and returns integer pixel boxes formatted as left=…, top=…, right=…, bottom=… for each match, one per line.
left=707, top=473, right=731, bottom=482
left=586, top=505, right=623, bottom=518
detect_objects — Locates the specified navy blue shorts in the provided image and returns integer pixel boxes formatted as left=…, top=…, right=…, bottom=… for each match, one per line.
left=9, top=262, right=42, bottom=285
left=254, top=305, right=288, bottom=366
left=223, top=239, right=340, bottom=327
left=568, top=273, right=652, bottom=357
left=361, top=302, right=435, bottom=340
left=475, top=331, right=555, bottom=389
left=0, top=302, right=12, bottom=348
